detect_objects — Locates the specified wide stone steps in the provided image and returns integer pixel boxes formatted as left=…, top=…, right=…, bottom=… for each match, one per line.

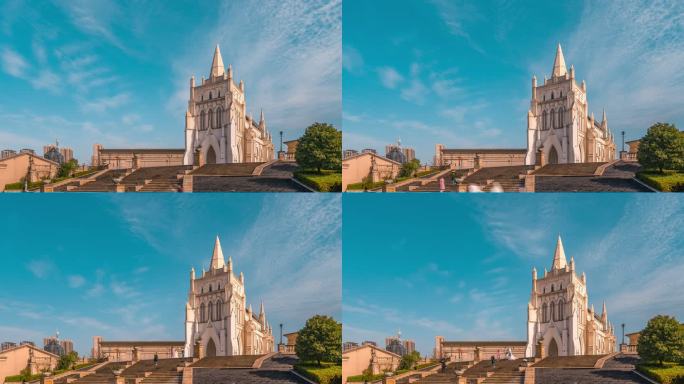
left=71, top=373, right=116, bottom=384
left=483, top=372, right=524, bottom=384
left=140, top=372, right=182, bottom=384
left=415, top=373, right=458, bottom=383
left=139, top=179, right=181, bottom=192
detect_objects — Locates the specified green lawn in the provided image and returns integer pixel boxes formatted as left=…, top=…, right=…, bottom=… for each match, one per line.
left=637, top=363, right=684, bottom=384
left=637, top=171, right=684, bottom=192
left=294, top=170, right=342, bottom=192
left=4, top=373, right=44, bottom=382
left=4, top=180, right=45, bottom=191
left=346, top=180, right=386, bottom=191
left=294, top=362, right=341, bottom=384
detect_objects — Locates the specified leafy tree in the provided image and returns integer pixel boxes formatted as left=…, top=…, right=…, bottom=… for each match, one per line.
left=295, top=123, right=342, bottom=172
left=295, top=315, right=342, bottom=366
left=637, top=315, right=684, bottom=366
left=637, top=122, right=684, bottom=173
left=399, top=351, right=421, bottom=370
left=399, top=159, right=421, bottom=178
left=57, top=159, right=79, bottom=178
left=56, top=351, right=79, bottom=370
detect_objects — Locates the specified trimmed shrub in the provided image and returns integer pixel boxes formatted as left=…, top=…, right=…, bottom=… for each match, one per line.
left=294, top=170, right=342, bottom=192
left=638, top=171, right=684, bottom=192
left=294, top=363, right=341, bottom=384
left=638, top=363, right=684, bottom=384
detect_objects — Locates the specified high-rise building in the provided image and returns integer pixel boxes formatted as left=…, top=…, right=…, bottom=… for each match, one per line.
left=1, top=342, right=17, bottom=351
left=343, top=341, right=359, bottom=351
left=386, top=337, right=405, bottom=356
left=343, top=149, right=359, bottom=159
left=385, top=143, right=415, bottom=164
left=1, top=149, right=17, bottom=159
left=403, top=339, right=416, bottom=355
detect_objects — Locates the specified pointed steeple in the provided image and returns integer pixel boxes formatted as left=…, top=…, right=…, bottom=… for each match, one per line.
left=227, top=64, right=233, bottom=80
left=602, top=109, right=608, bottom=129
left=552, top=43, right=567, bottom=78
left=551, top=234, right=568, bottom=270
left=602, top=301, right=607, bottom=317
left=210, top=45, right=225, bottom=78
left=210, top=235, right=226, bottom=270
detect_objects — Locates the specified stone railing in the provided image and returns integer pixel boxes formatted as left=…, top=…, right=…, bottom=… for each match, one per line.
left=620, top=344, right=638, bottom=354
left=620, top=152, right=638, bottom=161
left=278, top=344, right=296, bottom=354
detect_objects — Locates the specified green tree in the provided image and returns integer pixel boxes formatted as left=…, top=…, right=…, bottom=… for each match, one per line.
left=57, top=159, right=79, bottom=178
left=295, top=123, right=342, bottom=172
left=399, top=159, right=420, bottom=178
left=637, top=315, right=684, bottom=366
left=57, top=351, right=79, bottom=370
left=637, top=122, right=684, bottom=173
left=399, top=351, right=421, bottom=370
left=295, top=315, right=342, bottom=366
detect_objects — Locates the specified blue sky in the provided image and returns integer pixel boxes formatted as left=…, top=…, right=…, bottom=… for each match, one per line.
left=343, top=194, right=684, bottom=357
left=343, top=0, right=684, bottom=163
left=0, top=0, right=341, bottom=162
left=0, top=193, right=341, bottom=356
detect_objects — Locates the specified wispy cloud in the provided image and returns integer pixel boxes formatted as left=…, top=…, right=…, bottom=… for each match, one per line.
left=67, top=275, right=86, bottom=288
left=26, top=259, right=55, bottom=279
left=81, top=92, right=130, bottom=113
left=377, top=66, right=404, bottom=89
left=1, top=46, right=28, bottom=77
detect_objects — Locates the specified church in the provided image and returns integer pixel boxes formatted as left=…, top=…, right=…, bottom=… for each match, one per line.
left=525, top=235, right=616, bottom=357
left=184, top=236, right=274, bottom=357
left=183, top=45, right=275, bottom=166
left=525, top=44, right=616, bottom=165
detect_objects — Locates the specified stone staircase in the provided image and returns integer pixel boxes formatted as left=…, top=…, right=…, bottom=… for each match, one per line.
left=482, top=370, right=524, bottom=384
left=139, top=179, right=181, bottom=192
left=70, top=169, right=128, bottom=192
left=140, top=371, right=182, bottom=384
left=70, top=373, right=116, bottom=384
left=414, top=371, right=458, bottom=383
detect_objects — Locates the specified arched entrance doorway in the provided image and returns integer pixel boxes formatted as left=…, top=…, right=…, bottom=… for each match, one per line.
left=206, top=146, right=217, bottom=164
left=548, top=338, right=559, bottom=357
left=548, top=146, right=559, bottom=164
left=206, top=338, right=217, bottom=357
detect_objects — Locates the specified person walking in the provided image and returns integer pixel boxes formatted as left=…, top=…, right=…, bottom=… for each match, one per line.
left=154, top=353, right=158, bottom=368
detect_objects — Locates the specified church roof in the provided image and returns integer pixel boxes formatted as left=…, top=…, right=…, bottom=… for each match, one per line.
left=210, top=235, right=226, bottom=270
left=210, top=45, right=225, bottom=78
left=551, top=234, right=568, bottom=270
left=552, top=43, right=568, bottom=78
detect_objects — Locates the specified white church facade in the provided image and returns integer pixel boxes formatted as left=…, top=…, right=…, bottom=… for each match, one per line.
left=183, top=45, right=274, bottom=166
left=525, top=44, right=616, bottom=165
left=184, top=236, right=274, bottom=357
left=525, top=235, right=616, bottom=358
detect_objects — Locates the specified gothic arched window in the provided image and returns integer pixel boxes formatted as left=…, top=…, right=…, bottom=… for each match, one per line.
left=216, top=300, right=222, bottom=320
left=200, top=111, right=206, bottom=130
left=542, top=302, right=548, bottom=322
left=208, top=109, right=214, bottom=129
left=558, top=299, right=564, bottom=320
left=558, top=108, right=564, bottom=128
left=550, top=109, right=557, bottom=129
left=208, top=301, right=214, bottom=321
left=542, top=110, right=547, bottom=130
left=209, top=92, right=212, bottom=100
left=216, top=107, right=223, bottom=128
left=550, top=301, right=556, bottom=321
left=200, top=303, right=206, bottom=322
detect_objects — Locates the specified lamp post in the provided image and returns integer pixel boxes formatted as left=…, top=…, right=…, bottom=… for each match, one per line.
left=621, top=323, right=625, bottom=346
left=621, top=131, right=625, bottom=153
left=279, top=323, right=283, bottom=348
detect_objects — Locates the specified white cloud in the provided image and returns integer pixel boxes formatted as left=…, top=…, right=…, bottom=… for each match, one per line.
left=68, top=275, right=86, bottom=288
left=81, top=92, right=130, bottom=113
left=26, top=259, right=54, bottom=279
left=1, top=47, right=28, bottom=77
left=400, top=79, right=429, bottom=104
left=343, top=45, right=364, bottom=73
left=377, top=66, right=404, bottom=89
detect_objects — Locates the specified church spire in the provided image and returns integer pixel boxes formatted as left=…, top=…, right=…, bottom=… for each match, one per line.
left=210, top=235, right=226, bottom=270
left=210, top=45, right=225, bottom=78
left=551, top=234, right=568, bottom=270
left=552, top=43, right=567, bottom=78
